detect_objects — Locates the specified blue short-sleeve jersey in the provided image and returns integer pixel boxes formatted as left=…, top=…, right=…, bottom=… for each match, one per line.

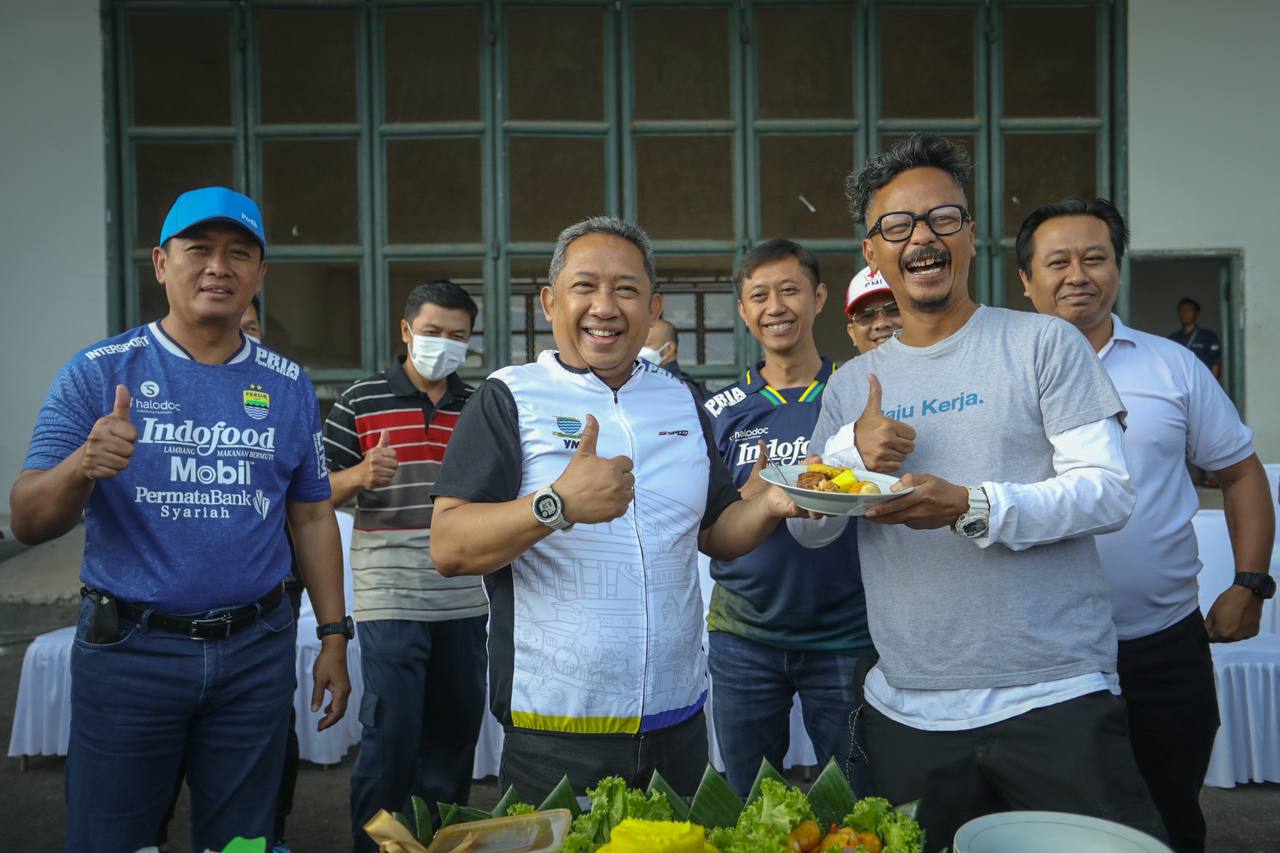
left=702, top=358, right=872, bottom=655
left=23, top=322, right=331, bottom=612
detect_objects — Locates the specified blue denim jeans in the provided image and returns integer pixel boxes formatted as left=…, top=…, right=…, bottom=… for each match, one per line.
left=65, top=592, right=295, bottom=853
left=350, top=617, right=488, bottom=853
left=707, top=630, right=873, bottom=798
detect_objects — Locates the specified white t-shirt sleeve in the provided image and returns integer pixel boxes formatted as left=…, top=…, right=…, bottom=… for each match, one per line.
left=982, top=416, right=1134, bottom=551
left=1183, top=357, right=1254, bottom=471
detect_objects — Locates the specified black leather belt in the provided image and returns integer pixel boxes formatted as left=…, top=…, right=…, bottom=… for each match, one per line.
left=82, top=584, right=283, bottom=640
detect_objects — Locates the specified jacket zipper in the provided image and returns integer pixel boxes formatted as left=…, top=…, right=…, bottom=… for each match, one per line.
left=611, top=383, right=650, bottom=730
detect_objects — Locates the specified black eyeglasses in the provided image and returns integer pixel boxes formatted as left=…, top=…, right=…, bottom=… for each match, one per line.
left=868, top=205, right=971, bottom=242
left=849, top=301, right=900, bottom=326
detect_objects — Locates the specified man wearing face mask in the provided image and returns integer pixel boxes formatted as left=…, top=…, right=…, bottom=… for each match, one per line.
left=322, top=280, right=487, bottom=852
left=640, top=317, right=708, bottom=406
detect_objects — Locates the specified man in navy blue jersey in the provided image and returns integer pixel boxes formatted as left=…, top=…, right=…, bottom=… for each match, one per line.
left=10, top=187, right=351, bottom=853
left=703, top=238, right=875, bottom=796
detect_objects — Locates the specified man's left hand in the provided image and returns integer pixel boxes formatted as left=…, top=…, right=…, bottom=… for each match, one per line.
left=312, top=641, right=352, bottom=731
left=758, top=484, right=806, bottom=519
left=1205, top=584, right=1263, bottom=642
left=863, top=473, right=969, bottom=529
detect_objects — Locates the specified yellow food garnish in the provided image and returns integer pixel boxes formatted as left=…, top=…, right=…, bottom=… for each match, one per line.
left=854, top=481, right=881, bottom=495
left=805, top=463, right=845, bottom=478
left=597, top=819, right=718, bottom=852
left=830, top=469, right=860, bottom=492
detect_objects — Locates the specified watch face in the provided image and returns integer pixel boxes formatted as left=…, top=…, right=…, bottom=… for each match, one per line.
left=962, top=518, right=988, bottom=538
left=535, top=493, right=560, bottom=521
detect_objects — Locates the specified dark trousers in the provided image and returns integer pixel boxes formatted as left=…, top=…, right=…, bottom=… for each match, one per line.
left=1118, top=610, right=1220, bottom=853
left=707, top=630, right=873, bottom=797
left=864, top=691, right=1167, bottom=853
left=350, top=616, right=488, bottom=853
left=66, top=594, right=295, bottom=853
left=499, top=709, right=709, bottom=805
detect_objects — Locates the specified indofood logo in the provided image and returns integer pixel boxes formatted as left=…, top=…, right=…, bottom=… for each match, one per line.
left=735, top=435, right=810, bottom=468
left=242, top=384, right=270, bottom=420
left=140, top=418, right=276, bottom=457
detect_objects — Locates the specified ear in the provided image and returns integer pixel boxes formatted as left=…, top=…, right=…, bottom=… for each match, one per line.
left=400, top=318, right=413, bottom=348
left=814, top=281, right=828, bottom=315
left=1019, top=268, right=1032, bottom=299
left=736, top=295, right=749, bottom=326
left=649, top=292, right=663, bottom=324
left=861, top=238, right=877, bottom=274
left=969, top=219, right=977, bottom=258
left=846, top=321, right=859, bottom=350
left=539, top=285, right=555, bottom=322
left=152, top=246, right=167, bottom=284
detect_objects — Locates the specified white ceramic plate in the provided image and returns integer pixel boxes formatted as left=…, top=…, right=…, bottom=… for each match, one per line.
left=760, top=464, right=912, bottom=517
left=953, top=811, right=1173, bottom=853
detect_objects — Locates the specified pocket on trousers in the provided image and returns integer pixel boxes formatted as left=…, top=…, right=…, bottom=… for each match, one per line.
left=257, top=595, right=296, bottom=635
left=359, top=692, right=380, bottom=730
left=72, top=598, right=138, bottom=650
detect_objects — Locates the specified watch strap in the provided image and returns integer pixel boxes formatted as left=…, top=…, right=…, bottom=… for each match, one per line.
left=1233, top=572, right=1277, bottom=600
left=316, top=615, right=354, bottom=640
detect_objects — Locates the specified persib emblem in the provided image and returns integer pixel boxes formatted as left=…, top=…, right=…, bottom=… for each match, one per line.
left=243, top=384, right=270, bottom=421
left=553, top=416, right=582, bottom=438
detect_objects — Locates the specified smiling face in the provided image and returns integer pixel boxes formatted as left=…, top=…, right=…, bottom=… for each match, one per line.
left=1020, top=214, right=1119, bottom=336
left=846, top=292, right=901, bottom=352
left=737, top=255, right=827, bottom=357
left=861, top=167, right=975, bottom=315
left=540, top=232, right=661, bottom=389
left=153, top=223, right=265, bottom=329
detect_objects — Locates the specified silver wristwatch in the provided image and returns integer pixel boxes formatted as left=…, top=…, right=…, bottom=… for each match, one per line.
left=532, top=485, right=573, bottom=532
left=952, top=485, right=990, bottom=539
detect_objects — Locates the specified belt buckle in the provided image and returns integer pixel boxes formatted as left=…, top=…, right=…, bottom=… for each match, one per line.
left=189, top=612, right=235, bottom=640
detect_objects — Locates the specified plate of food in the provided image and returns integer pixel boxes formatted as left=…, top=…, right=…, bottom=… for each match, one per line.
left=953, top=811, right=1173, bottom=853
left=760, top=463, right=911, bottom=516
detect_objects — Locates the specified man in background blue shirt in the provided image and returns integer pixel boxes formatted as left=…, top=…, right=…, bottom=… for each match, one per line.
left=1168, top=297, right=1222, bottom=379
left=703, top=238, right=874, bottom=796
left=9, top=187, right=352, bottom=853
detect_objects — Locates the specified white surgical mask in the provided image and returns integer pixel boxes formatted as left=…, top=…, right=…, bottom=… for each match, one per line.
left=410, top=335, right=468, bottom=381
left=638, top=341, right=671, bottom=364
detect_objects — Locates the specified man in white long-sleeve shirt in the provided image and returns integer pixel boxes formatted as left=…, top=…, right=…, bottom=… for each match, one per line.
left=1017, top=197, right=1276, bottom=853
left=791, top=135, right=1165, bottom=851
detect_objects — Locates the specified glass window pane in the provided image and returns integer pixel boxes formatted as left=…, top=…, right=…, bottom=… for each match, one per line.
left=811, top=254, right=858, bottom=362
left=760, top=135, right=855, bottom=239
left=387, top=260, right=484, bottom=367
left=137, top=262, right=167, bottom=324
left=704, top=332, right=736, bottom=366
left=387, top=138, right=483, bottom=245
left=879, top=7, right=975, bottom=119
left=508, top=137, right=606, bottom=243
left=263, top=262, right=362, bottom=370
left=257, top=9, right=358, bottom=124
left=510, top=258, right=552, bottom=365
left=654, top=255, right=735, bottom=367
left=1003, top=6, right=1096, bottom=118
left=135, top=142, right=235, bottom=249
left=633, top=6, right=730, bottom=120
left=636, top=136, right=734, bottom=240
left=130, top=12, right=231, bottom=126
left=506, top=7, right=603, bottom=121
left=383, top=7, right=482, bottom=123
left=261, top=139, right=359, bottom=245
left=756, top=5, right=854, bottom=119
left=1003, top=134, right=1096, bottom=237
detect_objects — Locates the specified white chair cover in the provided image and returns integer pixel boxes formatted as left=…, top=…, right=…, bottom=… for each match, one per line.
left=7, top=626, right=75, bottom=758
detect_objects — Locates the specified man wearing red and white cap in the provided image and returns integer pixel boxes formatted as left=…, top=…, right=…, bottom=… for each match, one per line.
left=844, top=266, right=902, bottom=352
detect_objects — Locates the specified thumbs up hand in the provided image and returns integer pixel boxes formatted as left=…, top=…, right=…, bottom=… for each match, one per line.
left=854, top=373, right=916, bottom=473
left=362, top=429, right=399, bottom=489
left=552, top=414, right=635, bottom=524
left=81, top=384, right=138, bottom=480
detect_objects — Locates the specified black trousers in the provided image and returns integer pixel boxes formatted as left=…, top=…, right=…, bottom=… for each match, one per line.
left=1118, top=610, right=1220, bottom=853
left=864, top=691, right=1167, bottom=853
left=498, top=710, right=708, bottom=805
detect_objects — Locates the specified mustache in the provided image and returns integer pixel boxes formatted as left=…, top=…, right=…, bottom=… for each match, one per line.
left=900, top=246, right=951, bottom=271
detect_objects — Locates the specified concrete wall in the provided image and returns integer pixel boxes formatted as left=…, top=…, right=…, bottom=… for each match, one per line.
left=0, top=0, right=107, bottom=515
left=1128, top=0, right=1280, bottom=460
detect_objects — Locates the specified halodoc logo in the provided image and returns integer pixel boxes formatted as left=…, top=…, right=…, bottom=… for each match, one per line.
left=140, top=418, right=276, bottom=457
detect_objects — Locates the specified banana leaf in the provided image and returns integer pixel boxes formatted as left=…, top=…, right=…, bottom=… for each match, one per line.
left=411, top=795, right=434, bottom=845
left=805, top=758, right=858, bottom=828
left=394, top=809, right=416, bottom=837
left=647, top=769, right=691, bottom=821
left=743, top=757, right=786, bottom=805
left=437, top=802, right=491, bottom=828
left=538, top=774, right=582, bottom=817
left=686, top=764, right=743, bottom=830
left=894, top=799, right=921, bottom=819
left=490, top=784, right=525, bottom=819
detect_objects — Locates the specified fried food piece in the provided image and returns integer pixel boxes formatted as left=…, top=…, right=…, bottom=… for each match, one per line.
left=787, top=819, right=822, bottom=852
left=817, top=825, right=857, bottom=850
left=796, top=471, right=828, bottom=490
left=853, top=481, right=881, bottom=495
left=806, top=463, right=846, bottom=478
left=814, top=478, right=844, bottom=492
left=854, top=831, right=882, bottom=853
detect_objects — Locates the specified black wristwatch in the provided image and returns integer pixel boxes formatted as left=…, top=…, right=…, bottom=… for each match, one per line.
left=1233, top=573, right=1276, bottom=600
left=316, top=615, right=355, bottom=640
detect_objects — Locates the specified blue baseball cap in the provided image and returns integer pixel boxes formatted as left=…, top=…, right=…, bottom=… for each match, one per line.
left=159, top=186, right=268, bottom=256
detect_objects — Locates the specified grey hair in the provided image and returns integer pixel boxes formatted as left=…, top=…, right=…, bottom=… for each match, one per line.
left=547, top=216, right=658, bottom=291
left=845, top=133, right=973, bottom=227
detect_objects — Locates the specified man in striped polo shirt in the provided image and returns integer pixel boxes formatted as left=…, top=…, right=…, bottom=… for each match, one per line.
left=322, top=280, right=486, bottom=852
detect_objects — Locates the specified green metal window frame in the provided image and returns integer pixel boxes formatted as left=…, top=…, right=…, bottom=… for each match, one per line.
left=105, top=0, right=1129, bottom=394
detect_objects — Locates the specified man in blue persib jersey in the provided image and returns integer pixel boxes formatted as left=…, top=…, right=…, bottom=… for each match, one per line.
left=702, top=239, right=875, bottom=797
left=9, top=187, right=352, bottom=853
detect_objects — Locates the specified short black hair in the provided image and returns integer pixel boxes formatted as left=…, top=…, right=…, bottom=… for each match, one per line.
left=403, top=279, right=479, bottom=329
left=1178, top=297, right=1201, bottom=313
left=1015, top=197, right=1129, bottom=277
left=250, top=294, right=261, bottom=314
left=735, top=238, right=820, bottom=293
left=845, top=133, right=972, bottom=227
